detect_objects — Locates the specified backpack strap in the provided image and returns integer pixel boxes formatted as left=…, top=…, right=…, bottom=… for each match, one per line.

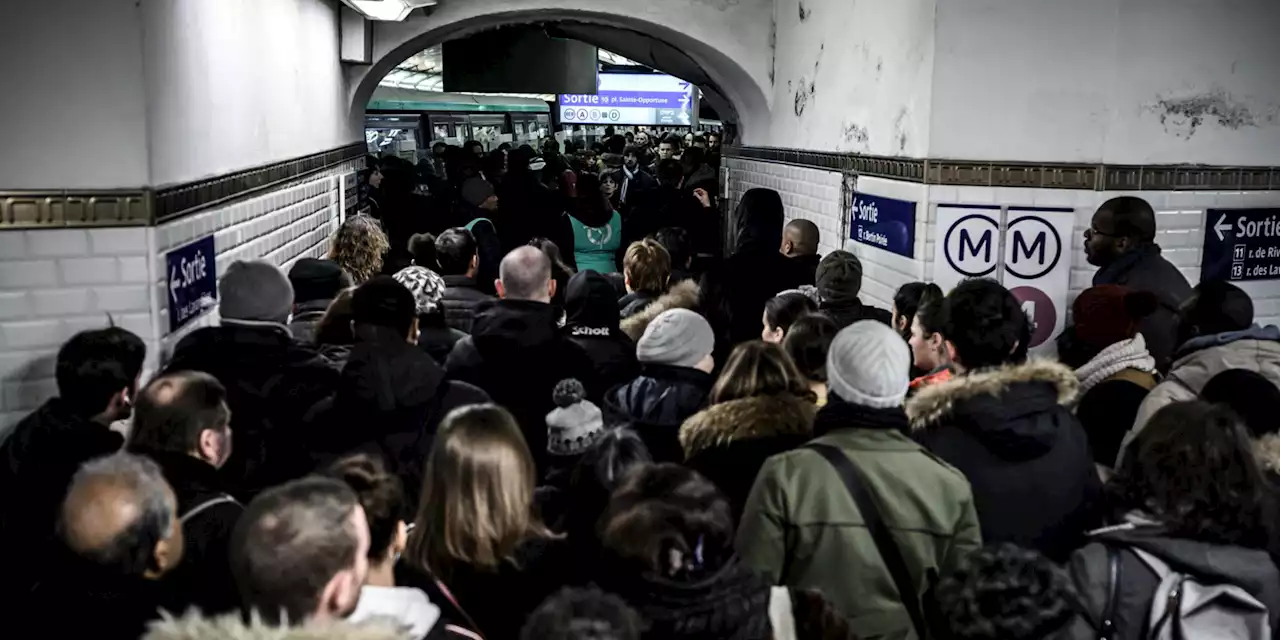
left=805, top=443, right=930, bottom=639
left=181, top=494, right=239, bottom=523
left=1098, top=545, right=1122, bottom=640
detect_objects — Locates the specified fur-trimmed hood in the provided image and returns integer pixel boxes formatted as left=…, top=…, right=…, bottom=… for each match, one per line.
left=906, top=359, right=1078, bottom=429
left=620, top=279, right=701, bottom=342
left=143, top=612, right=407, bottom=640
left=679, top=394, right=816, bottom=459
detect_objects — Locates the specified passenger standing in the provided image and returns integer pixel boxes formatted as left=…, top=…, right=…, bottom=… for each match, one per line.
left=618, top=239, right=672, bottom=318
left=393, top=265, right=467, bottom=365
left=1063, top=285, right=1159, bottom=471
left=680, top=342, right=818, bottom=522
left=329, top=214, right=390, bottom=286
left=738, top=321, right=982, bottom=635
left=815, top=250, right=892, bottom=329
left=605, top=309, right=716, bottom=463
left=563, top=270, right=639, bottom=393
left=0, top=328, right=144, bottom=598
left=907, top=279, right=1098, bottom=561
left=761, top=291, right=818, bottom=344
left=780, top=219, right=822, bottom=284
left=166, top=260, right=338, bottom=499
left=563, top=173, right=623, bottom=275
left=305, top=276, right=488, bottom=510
left=907, top=285, right=952, bottom=391
left=719, top=188, right=815, bottom=344
left=536, top=379, right=607, bottom=532
left=27, top=454, right=184, bottom=638
left=782, top=314, right=840, bottom=407
left=434, top=227, right=495, bottom=333
left=1063, top=402, right=1280, bottom=639
left=313, top=288, right=356, bottom=369
left=287, top=258, right=350, bottom=344
left=1202, top=368, right=1280, bottom=486
left=1081, top=196, right=1193, bottom=371
left=128, top=371, right=242, bottom=617
left=401, top=405, right=568, bottom=640
left=445, top=247, right=596, bottom=472
left=935, top=545, right=1078, bottom=640
left=1119, top=280, right=1280, bottom=465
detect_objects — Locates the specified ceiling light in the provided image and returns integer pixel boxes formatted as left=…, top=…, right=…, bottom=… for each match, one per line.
left=342, top=0, right=413, bottom=21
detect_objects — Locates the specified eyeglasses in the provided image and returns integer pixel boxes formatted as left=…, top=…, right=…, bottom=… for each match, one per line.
left=1085, top=227, right=1121, bottom=238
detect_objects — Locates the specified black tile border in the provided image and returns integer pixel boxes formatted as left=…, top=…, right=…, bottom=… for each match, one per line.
left=724, top=146, right=1280, bottom=191
left=0, top=142, right=366, bottom=230
left=153, top=142, right=366, bottom=223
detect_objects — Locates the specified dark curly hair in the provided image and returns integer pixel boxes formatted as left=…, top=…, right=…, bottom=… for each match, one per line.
left=521, top=587, right=642, bottom=640
left=1109, top=401, right=1274, bottom=548
left=935, top=543, right=1077, bottom=640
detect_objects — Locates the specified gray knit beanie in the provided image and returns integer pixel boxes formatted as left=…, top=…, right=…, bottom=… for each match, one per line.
left=636, top=309, right=715, bottom=368
left=816, top=250, right=864, bottom=305
left=219, top=260, right=294, bottom=324
left=827, top=320, right=910, bottom=408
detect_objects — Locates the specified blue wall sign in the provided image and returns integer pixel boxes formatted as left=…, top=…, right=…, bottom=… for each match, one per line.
left=1200, top=208, right=1280, bottom=283
left=166, top=236, right=218, bottom=333
left=850, top=193, right=916, bottom=258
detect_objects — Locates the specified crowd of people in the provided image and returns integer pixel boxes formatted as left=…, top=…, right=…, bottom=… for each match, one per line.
left=1, top=135, right=1279, bottom=640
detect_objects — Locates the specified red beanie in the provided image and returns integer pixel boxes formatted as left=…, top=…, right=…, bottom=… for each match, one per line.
left=1072, top=285, right=1158, bottom=351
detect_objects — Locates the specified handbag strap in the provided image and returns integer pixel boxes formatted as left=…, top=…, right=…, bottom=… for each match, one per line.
left=806, top=443, right=929, bottom=639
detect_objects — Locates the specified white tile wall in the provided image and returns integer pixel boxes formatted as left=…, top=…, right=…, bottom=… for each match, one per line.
left=0, top=162, right=360, bottom=438
left=724, top=157, right=1280, bottom=329
left=0, top=227, right=154, bottom=436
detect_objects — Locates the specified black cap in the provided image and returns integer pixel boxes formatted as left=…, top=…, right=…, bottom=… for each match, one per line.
left=288, top=258, right=348, bottom=304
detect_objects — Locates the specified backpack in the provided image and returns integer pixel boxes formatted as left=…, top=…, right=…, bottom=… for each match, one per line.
left=1096, top=545, right=1272, bottom=640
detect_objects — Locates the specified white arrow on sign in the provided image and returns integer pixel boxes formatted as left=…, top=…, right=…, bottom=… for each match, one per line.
left=1214, top=213, right=1232, bottom=242
left=169, top=266, right=182, bottom=304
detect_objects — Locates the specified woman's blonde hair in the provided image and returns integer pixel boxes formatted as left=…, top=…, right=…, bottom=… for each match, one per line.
left=710, top=341, right=816, bottom=405
left=328, top=215, right=389, bottom=285
left=406, top=404, right=550, bottom=578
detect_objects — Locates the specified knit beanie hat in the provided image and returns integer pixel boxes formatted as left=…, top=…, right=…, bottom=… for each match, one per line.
left=637, top=309, right=715, bottom=368
left=288, top=258, right=348, bottom=304
left=546, top=379, right=605, bottom=456
left=1072, top=285, right=1159, bottom=351
left=827, top=320, right=910, bottom=409
left=461, top=177, right=496, bottom=208
left=220, top=260, right=294, bottom=324
left=816, top=250, right=864, bottom=305
left=392, top=266, right=446, bottom=316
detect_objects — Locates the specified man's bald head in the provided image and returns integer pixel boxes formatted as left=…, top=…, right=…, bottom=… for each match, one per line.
left=59, top=453, right=181, bottom=578
left=782, top=219, right=820, bottom=257
left=498, top=245, right=553, bottom=302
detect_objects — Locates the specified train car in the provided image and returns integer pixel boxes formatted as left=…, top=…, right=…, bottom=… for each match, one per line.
left=365, top=87, right=553, bottom=158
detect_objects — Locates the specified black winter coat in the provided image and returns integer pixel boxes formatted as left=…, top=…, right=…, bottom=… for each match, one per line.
left=439, top=274, right=494, bottom=334
left=819, top=298, right=893, bottom=330
left=564, top=270, right=641, bottom=393
left=906, top=360, right=1101, bottom=561
left=0, top=399, right=123, bottom=597
left=24, top=548, right=168, bottom=639
left=445, top=300, right=597, bottom=472
left=135, top=448, right=242, bottom=617
left=604, top=364, right=713, bottom=463
left=166, top=323, right=339, bottom=500
left=1091, top=244, right=1193, bottom=371
left=306, top=324, right=489, bottom=510
left=679, top=394, right=816, bottom=524
left=417, top=319, right=467, bottom=366
left=722, top=189, right=817, bottom=344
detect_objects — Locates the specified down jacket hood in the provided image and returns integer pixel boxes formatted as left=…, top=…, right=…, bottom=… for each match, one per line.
left=619, top=279, right=701, bottom=342
left=1167, top=325, right=1280, bottom=391
left=679, top=394, right=817, bottom=459
left=906, top=360, right=1079, bottom=461
left=734, top=188, right=784, bottom=254
left=143, top=612, right=405, bottom=640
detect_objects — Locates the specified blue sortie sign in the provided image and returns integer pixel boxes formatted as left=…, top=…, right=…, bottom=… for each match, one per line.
left=850, top=193, right=916, bottom=258
left=166, top=235, right=218, bottom=333
left=1200, top=208, right=1280, bottom=283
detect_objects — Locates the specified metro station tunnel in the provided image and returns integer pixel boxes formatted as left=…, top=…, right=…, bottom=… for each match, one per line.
left=1, top=0, right=1280, bottom=637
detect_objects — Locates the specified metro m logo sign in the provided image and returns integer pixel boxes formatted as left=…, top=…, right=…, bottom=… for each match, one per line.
left=1005, top=216, right=1061, bottom=279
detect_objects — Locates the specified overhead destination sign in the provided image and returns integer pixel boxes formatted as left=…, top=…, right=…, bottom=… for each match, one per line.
left=1201, top=208, right=1280, bottom=282
left=559, top=73, right=694, bottom=126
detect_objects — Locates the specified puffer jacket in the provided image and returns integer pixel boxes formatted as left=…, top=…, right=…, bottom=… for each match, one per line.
left=1061, top=523, right=1280, bottom=640
left=907, top=360, right=1100, bottom=561
left=737, top=398, right=982, bottom=637
left=680, top=394, right=816, bottom=523
left=439, top=274, right=494, bottom=334
left=1119, top=325, right=1280, bottom=466
left=604, top=364, right=713, bottom=462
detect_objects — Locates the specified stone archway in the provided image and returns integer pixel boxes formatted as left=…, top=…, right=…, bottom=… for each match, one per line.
left=345, top=0, right=774, bottom=144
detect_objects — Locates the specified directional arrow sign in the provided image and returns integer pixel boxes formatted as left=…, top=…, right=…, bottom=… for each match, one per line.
left=169, top=267, right=181, bottom=304
left=1214, top=213, right=1233, bottom=242
left=165, top=236, right=217, bottom=333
